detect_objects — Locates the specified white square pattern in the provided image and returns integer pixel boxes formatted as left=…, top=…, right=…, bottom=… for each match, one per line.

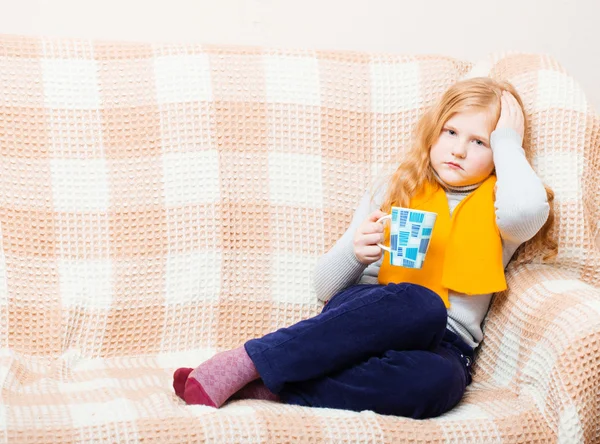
left=42, top=59, right=100, bottom=109
left=268, top=152, right=323, bottom=207
left=271, top=252, right=317, bottom=304
left=437, top=403, right=493, bottom=421
left=154, top=54, right=213, bottom=104
left=520, top=337, right=558, bottom=413
left=492, top=326, right=522, bottom=387
left=165, top=251, right=221, bottom=303
left=163, top=151, right=220, bottom=206
left=265, top=56, right=320, bottom=106
left=68, top=398, right=138, bottom=428
left=558, top=405, right=584, bottom=443
left=370, top=61, right=420, bottom=113
left=536, top=70, right=588, bottom=113
left=534, top=152, right=582, bottom=201
left=541, top=279, right=589, bottom=295
left=51, top=159, right=110, bottom=212
left=59, top=258, right=113, bottom=309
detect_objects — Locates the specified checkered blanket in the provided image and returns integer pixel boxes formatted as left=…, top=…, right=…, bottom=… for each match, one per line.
left=0, top=34, right=599, bottom=443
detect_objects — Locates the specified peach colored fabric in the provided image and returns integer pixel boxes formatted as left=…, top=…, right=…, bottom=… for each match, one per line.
left=0, top=34, right=598, bottom=443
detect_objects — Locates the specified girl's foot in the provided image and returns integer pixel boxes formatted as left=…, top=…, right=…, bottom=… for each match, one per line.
left=182, top=346, right=260, bottom=407
left=173, top=367, right=193, bottom=400
left=230, top=379, right=280, bottom=402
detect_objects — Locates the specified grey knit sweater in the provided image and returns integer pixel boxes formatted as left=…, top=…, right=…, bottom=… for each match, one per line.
left=313, top=128, right=550, bottom=349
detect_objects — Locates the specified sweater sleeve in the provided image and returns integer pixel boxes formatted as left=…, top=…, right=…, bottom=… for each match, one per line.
left=312, top=189, right=377, bottom=302
left=491, top=128, right=550, bottom=244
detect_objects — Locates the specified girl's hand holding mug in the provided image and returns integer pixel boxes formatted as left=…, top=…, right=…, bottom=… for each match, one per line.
left=353, top=210, right=387, bottom=265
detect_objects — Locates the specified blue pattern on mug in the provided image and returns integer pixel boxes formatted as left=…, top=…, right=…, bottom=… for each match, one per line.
left=398, top=209, right=408, bottom=227
left=387, top=207, right=437, bottom=269
left=405, top=248, right=418, bottom=261
left=409, top=212, right=425, bottom=223
left=410, top=224, right=420, bottom=237
left=399, top=232, right=409, bottom=247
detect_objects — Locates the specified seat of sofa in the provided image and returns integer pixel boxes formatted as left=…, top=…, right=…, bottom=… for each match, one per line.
left=2, top=350, right=549, bottom=442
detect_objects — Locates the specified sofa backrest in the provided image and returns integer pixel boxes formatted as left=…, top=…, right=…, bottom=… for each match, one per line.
left=479, top=52, right=600, bottom=278
left=0, top=35, right=598, bottom=358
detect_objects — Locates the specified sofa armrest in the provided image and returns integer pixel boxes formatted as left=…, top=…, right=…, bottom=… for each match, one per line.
left=475, top=263, right=600, bottom=442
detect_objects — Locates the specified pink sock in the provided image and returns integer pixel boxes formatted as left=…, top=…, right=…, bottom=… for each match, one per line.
left=173, top=367, right=193, bottom=400
left=183, top=346, right=259, bottom=407
left=230, top=379, right=280, bottom=402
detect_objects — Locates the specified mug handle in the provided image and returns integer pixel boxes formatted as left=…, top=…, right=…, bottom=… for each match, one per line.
left=376, top=214, right=392, bottom=253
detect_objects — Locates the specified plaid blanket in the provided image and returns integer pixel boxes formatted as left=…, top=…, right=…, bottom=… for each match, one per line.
left=0, top=34, right=599, bottom=443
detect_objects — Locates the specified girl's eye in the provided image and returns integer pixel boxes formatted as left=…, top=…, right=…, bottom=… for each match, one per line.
left=446, top=129, right=456, bottom=136
left=475, top=139, right=484, bottom=146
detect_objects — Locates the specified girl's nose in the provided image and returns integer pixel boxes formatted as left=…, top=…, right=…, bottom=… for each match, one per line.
left=452, top=140, right=467, bottom=158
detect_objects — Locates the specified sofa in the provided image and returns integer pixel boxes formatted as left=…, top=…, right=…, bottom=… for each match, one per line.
left=0, top=33, right=599, bottom=443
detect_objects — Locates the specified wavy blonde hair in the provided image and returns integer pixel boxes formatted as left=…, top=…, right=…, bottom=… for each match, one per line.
left=379, top=77, right=557, bottom=262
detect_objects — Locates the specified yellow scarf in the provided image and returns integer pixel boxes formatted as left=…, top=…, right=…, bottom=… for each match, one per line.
left=378, top=175, right=507, bottom=308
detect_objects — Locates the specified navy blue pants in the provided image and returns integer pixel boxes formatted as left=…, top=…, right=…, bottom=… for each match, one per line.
left=244, top=283, right=474, bottom=418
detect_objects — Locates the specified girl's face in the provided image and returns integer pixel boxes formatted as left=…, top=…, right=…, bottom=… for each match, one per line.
left=429, top=110, right=496, bottom=187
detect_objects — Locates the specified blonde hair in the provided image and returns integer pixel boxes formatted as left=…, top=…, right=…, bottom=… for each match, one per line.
left=379, top=77, right=557, bottom=262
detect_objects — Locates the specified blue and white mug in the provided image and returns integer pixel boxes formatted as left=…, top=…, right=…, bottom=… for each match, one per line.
left=377, top=207, right=437, bottom=269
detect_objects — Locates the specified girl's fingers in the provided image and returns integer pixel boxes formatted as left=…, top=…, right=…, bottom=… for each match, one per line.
left=497, top=91, right=524, bottom=143
left=358, top=222, right=383, bottom=237
left=360, top=223, right=383, bottom=236
left=513, top=95, right=524, bottom=119
left=505, top=92, right=516, bottom=116
left=368, top=210, right=387, bottom=222
left=501, top=92, right=513, bottom=118
left=507, top=93, right=524, bottom=126
left=360, top=232, right=384, bottom=245
left=500, top=92, right=507, bottom=108
left=508, top=92, right=521, bottom=117
left=363, top=245, right=384, bottom=258
left=506, top=92, right=516, bottom=113
left=370, top=222, right=384, bottom=233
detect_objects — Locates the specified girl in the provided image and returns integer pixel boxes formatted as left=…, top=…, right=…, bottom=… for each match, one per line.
left=173, top=77, right=557, bottom=419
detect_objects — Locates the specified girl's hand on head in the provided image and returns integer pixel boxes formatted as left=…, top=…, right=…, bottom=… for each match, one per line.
left=495, top=91, right=525, bottom=145
left=353, top=210, right=387, bottom=265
